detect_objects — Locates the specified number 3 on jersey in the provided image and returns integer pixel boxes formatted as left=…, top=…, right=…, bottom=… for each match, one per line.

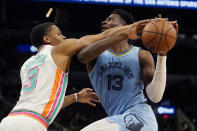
left=24, top=67, right=39, bottom=94
left=107, top=74, right=123, bottom=90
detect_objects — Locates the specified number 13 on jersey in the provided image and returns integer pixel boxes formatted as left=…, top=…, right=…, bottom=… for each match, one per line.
left=23, top=67, right=39, bottom=94
left=107, top=74, right=123, bottom=90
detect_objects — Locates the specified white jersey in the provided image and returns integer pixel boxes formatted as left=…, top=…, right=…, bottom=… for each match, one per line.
left=11, top=45, right=68, bottom=129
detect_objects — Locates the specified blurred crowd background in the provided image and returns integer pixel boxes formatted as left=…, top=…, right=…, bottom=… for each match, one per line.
left=0, top=0, right=197, bottom=131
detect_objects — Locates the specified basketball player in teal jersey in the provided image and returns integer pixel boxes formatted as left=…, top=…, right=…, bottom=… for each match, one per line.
left=78, top=9, right=178, bottom=131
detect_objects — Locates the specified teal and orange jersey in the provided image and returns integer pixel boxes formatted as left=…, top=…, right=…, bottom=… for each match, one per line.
left=11, top=45, right=68, bottom=128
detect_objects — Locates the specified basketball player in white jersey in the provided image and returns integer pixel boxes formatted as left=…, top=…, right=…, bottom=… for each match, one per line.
left=0, top=20, right=151, bottom=131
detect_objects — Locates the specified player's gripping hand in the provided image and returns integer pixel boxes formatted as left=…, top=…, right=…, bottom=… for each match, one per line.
left=160, top=20, right=178, bottom=56
left=78, top=88, right=100, bottom=107
left=169, top=20, right=178, bottom=33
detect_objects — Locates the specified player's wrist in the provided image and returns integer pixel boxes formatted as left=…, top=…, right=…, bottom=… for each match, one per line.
left=157, top=55, right=167, bottom=59
left=159, top=52, right=167, bottom=56
left=156, top=55, right=167, bottom=71
left=74, top=93, right=78, bottom=102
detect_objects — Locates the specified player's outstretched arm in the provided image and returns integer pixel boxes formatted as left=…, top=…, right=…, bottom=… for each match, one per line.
left=53, top=24, right=136, bottom=57
left=77, top=19, right=151, bottom=64
left=139, top=50, right=167, bottom=103
left=61, top=88, right=100, bottom=109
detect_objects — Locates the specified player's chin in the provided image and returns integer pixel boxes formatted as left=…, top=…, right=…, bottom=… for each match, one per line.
left=101, top=28, right=107, bottom=32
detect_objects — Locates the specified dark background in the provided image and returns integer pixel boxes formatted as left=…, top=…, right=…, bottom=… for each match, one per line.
left=0, top=0, right=197, bottom=130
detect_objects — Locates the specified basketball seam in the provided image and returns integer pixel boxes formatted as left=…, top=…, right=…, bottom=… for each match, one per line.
left=143, top=22, right=158, bottom=47
left=165, top=34, right=170, bottom=50
left=150, top=21, right=158, bottom=30
left=142, top=31, right=176, bottom=39
left=156, top=20, right=165, bottom=53
left=166, top=26, right=176, bottom=37
left=165, top=26, right=176, bottom=50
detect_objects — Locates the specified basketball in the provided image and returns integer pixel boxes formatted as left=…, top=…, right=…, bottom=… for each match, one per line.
left=141, top=19, right=177, bottom=54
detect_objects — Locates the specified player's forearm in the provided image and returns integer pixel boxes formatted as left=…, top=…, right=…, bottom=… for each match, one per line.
left=61, top=94, right=76, bottom=109
left=77, top=24, right=131, bottom=47
left=146, top=55, right=167, bottom=103
left=101, top=24, right=131, bottom=37
left=77, top=31, right=128, bottom=63
left=76, top=25, right=133, bottom=63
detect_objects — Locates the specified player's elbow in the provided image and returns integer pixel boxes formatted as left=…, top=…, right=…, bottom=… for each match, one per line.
left=77, top=54, right=89, bottom=64
left=146, top=87, right=163, bottom=103
left=149, top=96, right=162, bottom=103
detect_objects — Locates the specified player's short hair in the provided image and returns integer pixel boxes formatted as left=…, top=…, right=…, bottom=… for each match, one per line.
left=110, top=9, right=135, bottom=25
left=31, top=22, right=55, bottom=48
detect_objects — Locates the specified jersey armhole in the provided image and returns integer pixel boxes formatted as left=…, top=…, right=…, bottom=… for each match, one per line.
left=88, top=56, right=101, bottom=76
left=136, top=47, right=142, bottom=73
left=47, top=45, right=68, bottom=75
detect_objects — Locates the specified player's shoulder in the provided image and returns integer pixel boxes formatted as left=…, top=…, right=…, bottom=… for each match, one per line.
left=139, top=49, right=152, bottom=56
left=55, top=38, right=77, bottom=48
left=52, top=38, right=78, bottom=55
left=138, top=49, right=154, bottom=63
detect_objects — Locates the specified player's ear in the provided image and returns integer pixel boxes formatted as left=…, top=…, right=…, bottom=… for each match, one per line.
left=43, top=36, right=51, bottom=44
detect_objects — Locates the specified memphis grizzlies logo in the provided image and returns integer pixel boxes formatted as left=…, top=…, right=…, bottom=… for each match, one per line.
left=124, top=113, right=144, bottom=131
left=98, top=62, right=134, bottom=79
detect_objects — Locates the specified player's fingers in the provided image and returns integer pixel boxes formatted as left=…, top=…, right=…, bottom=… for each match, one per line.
left=135, top=19, right=151, bottom=26
left=86, top=88, right=93, bottom=92
left=128, top=35, right=140, bottom=40
left=140, top=23, right=148, bottom=28
left=90, top=92, right=98, bottom=96
left=169, top=21, right=178, bottom=33
left=155, top=17, right=168, bottom=21
left=169, top=20, right=177, bottom=24
left=162, top=18, right=168, bottom=21
left=92, top=99, right=100, bottom=103
left=89, top=96, right=98, bottom=100
left=90, top=95, right=99, bottom=100
left=141, top=19, right=152, bottom=23
left=90, top=97, right=100, bottom=102
left=87, top=102, right=96, bottom=107
left=175, top=23, right=179, bottom=33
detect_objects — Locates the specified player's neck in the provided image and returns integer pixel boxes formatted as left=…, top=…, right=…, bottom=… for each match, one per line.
left=38, top=45, right=45, bottom=52
left=109, top=40, right=130, bottom=54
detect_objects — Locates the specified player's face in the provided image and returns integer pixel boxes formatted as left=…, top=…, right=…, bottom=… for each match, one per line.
left=44, top=25, right=66, bottom=46
left=102, top=14, right=125, bottom=32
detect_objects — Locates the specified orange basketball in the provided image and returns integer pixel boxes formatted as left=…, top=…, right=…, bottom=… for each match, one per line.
left=141, top=19, right=177, bottom=54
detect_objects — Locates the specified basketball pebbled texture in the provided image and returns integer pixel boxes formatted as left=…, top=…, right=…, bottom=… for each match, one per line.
left=141, top=19, right=177, bottom=54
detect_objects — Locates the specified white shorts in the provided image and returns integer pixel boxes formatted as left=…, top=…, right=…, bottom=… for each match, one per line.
left=81, top=119, right=120, bottom=131
left=0, top=115, right=47, bottom=131
left=81, top=104, right=158, bottom=131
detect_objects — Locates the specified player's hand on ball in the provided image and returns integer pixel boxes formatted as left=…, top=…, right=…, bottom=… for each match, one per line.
left=141, top=18, right=177, bottom=54
left=127, top=19, right=152, bottom=40
left=77, top=88, right=100, bottom=107
left=155, top=18, right=178, bottom=33
left=169, top=20, right=178, bottom=33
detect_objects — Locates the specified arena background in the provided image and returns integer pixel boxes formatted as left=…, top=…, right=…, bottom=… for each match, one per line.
left=0, top=0, right=197, bottom=130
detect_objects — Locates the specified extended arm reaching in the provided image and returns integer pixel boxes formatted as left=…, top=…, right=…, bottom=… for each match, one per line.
left=53, top=23, right=138, bottom=56
left=77, top=19, right=151, bottom=63
left=77, top=32, right=128, bottom=63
